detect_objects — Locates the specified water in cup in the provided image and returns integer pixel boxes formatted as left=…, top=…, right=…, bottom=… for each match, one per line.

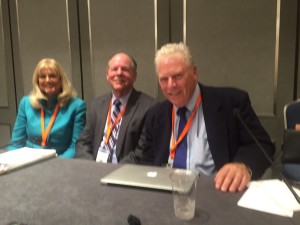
left=174, top=194, right=196, bottom=220
left=170, top=169, right=199, bottom=220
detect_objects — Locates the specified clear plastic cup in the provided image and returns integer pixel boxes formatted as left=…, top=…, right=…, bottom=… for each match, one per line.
left=170, top=169, right=199, bottom=220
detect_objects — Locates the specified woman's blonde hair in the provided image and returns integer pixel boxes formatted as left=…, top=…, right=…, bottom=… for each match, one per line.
left=29, top=58, right=77, bottom=108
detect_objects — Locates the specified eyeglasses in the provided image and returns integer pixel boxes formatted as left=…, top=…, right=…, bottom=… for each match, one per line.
left=38, top=73, right=59, bottom=80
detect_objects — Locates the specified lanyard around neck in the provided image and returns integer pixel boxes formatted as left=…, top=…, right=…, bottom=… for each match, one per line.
left=170, top=94, right=202, bottom=159
left=105, top=99, right=127, bottom=144
left=40, top=103, right=60, bottom=147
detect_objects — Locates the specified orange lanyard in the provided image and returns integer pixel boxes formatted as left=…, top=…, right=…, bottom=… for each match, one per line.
left=105, top=99, right=127, bottom=144
left=40, top=103, right=60, bottom=147
left=170, top=94, right=202, bottom=159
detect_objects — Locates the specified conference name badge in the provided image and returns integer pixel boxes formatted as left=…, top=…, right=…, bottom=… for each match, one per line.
left=96, top=147, right=110, bottom=163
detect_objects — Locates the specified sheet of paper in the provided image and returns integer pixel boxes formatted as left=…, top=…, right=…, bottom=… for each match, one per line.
left=238, top=179, right=300, bottom=217
left=0, top=147, right=57, bottom=174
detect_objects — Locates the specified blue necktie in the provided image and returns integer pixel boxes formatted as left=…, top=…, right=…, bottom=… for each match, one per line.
left=107, top=99, right=121, bottom=162
left=173, top=107, right=187, bottom=169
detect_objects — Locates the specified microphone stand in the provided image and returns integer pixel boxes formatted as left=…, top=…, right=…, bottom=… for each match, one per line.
left=234, top=109, right=300, bottom=204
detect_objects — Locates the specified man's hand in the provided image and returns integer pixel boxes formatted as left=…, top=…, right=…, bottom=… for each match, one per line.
left=214, top=162, right=251, bottom=192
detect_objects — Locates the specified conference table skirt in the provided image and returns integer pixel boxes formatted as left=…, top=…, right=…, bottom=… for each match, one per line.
left=0, top=158, right=299, bottom=225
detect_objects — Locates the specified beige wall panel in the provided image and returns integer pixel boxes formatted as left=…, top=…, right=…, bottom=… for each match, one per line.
left=0, top=1, right=8, bottom=107
left=0, top=0, right=17, bottom=145
left=88, top=0, right=158, bottom=99
left=0, top=125, right=11, bottom=147
left=15, top=0, right=72, bottom=97
left=186, top=0, right=277, bottom=116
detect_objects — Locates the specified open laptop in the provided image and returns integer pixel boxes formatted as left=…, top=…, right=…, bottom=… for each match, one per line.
left=100, top=164, right=198, bottom=191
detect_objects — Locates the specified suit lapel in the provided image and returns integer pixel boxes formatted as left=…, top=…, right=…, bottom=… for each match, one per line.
left=116, top=89, right=139, bottom=157
left=95, top=95, right=111, bottom=152
left=154, top=101, right=173, bottom=164
left=201, top=84, right=229, bottom=169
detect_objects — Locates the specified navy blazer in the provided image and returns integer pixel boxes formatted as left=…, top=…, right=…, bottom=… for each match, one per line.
left=123, top=83, right=275, bottom=179
left=76, top=89, right=156, bottom=162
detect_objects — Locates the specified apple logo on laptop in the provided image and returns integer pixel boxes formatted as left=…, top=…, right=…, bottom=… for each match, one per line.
left=147, top=171, right=157, bottom=178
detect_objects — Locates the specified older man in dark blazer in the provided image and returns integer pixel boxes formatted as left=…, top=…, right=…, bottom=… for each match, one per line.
left=122, top=43, right=275, bottom=193
left=76, top=53, right=156, bottom=162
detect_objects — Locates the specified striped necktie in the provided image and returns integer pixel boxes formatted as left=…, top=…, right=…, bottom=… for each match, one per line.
left=107, top=99, right=122, bottom=162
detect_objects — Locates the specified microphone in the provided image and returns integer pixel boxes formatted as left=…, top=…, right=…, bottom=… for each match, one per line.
left=233, top=108, right=300, bottom=204
left=127, top=214, right=141, bottom=225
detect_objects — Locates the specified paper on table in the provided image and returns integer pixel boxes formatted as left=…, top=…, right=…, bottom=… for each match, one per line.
left=238, top=179, right=300, bottom=217
left=0, top=147, right=57, bottom=174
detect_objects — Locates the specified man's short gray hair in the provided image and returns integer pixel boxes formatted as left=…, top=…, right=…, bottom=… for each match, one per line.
left=155, top=42, right=194, bottom=69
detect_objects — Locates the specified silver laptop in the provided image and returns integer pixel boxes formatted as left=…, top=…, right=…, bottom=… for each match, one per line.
left=101, top=164, right=177, bottom=191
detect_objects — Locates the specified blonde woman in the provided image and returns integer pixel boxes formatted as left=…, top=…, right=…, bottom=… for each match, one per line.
left=8, top=58, right=86, bottom=158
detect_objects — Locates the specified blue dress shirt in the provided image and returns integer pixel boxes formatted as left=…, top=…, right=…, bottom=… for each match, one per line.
left=172, top=85, right=216, bottom=175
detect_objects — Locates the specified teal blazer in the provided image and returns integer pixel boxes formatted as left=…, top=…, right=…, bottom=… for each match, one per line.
left=8, top=96, right=86, bottom=158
